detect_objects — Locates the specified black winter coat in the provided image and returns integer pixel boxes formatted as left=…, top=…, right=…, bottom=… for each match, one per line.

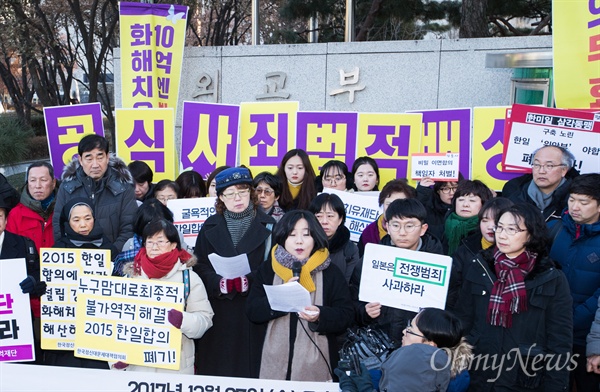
left=193, top=209, right=275, bottom=378
left=53, top=155, right=137, bottom=252
left=246, top=257, right=354, bottom=377
left=447, top=231, right=483, bottom=310
left=416, top=184, right=451, bottom=241
left=501, top=168, right=578, bottom=222
left=455, top=250, right=572, bottom=391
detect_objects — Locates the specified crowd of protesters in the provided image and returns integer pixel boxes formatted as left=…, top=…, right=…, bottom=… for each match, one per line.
left=4, top=134, right=600, bottom=391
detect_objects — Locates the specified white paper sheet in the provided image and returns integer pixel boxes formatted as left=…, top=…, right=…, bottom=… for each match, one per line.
left=208, top=253, right=250, bottom=279
left=263, top=282, right=312, bottom=313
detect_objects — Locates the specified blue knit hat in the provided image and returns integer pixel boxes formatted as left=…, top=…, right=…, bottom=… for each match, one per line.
left=215, top=167, right=253, bottom=195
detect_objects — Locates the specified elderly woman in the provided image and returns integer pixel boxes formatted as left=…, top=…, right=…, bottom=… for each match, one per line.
left=246, top=210, right=353, bottom=382
left=253, top=171, right=285, bottom=222
left=45, top=197, right=114, bottom=369
left=116, top=219, right=213, bottom=374
left=455, top=203, right=572, bottom=390
left=309, top=193, right=359, bottom=283
left=194, top=167, right=275, bottom=378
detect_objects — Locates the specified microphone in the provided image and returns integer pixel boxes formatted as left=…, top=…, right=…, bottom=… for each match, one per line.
left=292, top=262, right=302, bottom=278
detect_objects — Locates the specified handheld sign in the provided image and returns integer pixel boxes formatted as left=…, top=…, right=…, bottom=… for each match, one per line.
left=322, top=188, right=381, bottom=242
left=503, top=104, right=600, bottom=174
left=411, top=153, right=460, bottom=181
left=168, top=197, right=216, bottom=251
left=74, top=275, right=184, bottom=370
left=40, top=248, right=111, bottom=350
left=359, top=243, right=452, bottom=312
left=0, top=259, right=35, bottom=362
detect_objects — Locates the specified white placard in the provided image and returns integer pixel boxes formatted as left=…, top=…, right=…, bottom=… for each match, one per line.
left=503, top=105, right=600, bottom=173
left=1, top=363, right=337, bottom=391
left=410, top=152, right=460, bottom=181
left=168, top=197, right=217, bottom=250
left=322, top=187, right=381, bottom=242
left=359, top=243, right=452, bottom=312
left=0, top=258, right=35, bottom=362
left=208, top=253, right=250, bottom=279
left=263, top=282, right=312, bottom=313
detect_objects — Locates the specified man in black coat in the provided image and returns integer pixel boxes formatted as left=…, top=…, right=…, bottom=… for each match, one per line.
left=502, top=145, right=578, bottom=221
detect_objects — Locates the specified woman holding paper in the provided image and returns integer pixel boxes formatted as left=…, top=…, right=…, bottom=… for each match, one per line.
left=194, top=167, right=275, bottom=378
left=246, top=210, right=353, bottom=382
left=116, top=219, right=213, bottom=374
left=455, top=203, right=572, bottom=390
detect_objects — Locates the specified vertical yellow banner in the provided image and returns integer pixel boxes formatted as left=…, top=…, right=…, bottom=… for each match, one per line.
left=119, top=2, right=188, bottom=110
left=356, top=113, right=423, bottom=187
left=115, top=108, right=177, bottom=182
left=553, top=0, right=600, bottom=109
left=239, top=101, right=299, bottom=174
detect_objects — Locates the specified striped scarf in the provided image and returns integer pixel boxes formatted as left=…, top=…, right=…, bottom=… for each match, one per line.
left=224, top=205, right=255, bottom=247
left=487, top=247, right=537, bottom=328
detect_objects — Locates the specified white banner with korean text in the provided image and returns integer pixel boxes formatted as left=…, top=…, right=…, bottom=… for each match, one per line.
left=359, top=243, right=452, bottom=312
left=410, top=152, right=460, bottom=181
left=322, top=187, right=381, bottom=242
left=168, top=197, right=217, bottom=251
left=0, top=259, right=35, bottom=362
left=1, top=363, right=337, bottom=392
left=40, top=248, right=111, bottom=350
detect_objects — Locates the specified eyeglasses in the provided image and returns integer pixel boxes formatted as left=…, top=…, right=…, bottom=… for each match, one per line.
left=439, top=186, right=458, bottom=194
left=323, top=175, right=345, bottom=184
left=221, top=189, right=251, bottom=199
left=315, top=213, right=339, bottom=221
left=531, top=163, right=565, bottom=172
left=145, top=240, right=171, bottom=248
left=387, top=222, right=421, bottom=233
left=255, top=188, right=274, bottom=196
left=156, top=196, right=176, bottom=203
left=492, top=226, right=527, bottom=236
left=405, top=319, right=426, bottom=339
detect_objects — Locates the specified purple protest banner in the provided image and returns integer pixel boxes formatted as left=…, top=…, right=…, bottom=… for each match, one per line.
left=296, top=111, right=358, bottom=172
left=409, top=108, right=472, bottom=178
left=181, top=102, right=240, bottom=179
left=43, top=103, right=105, bottom=178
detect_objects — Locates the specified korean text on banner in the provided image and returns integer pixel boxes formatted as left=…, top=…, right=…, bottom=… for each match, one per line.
left=40, top=248, right=111, bottom=350
left=357, top=112, right=423, bottom=187
left=0, top=259, right=35, bottom=362
left=471, top=106, right=520, bottom=191
left=74, top=275, right=184, bottom=371
left=239, top=101, right=299, bottom=174
left=296, top=111, right=358, bottom=172
left=410, top=153, right=460, bottom=181
left=359, top=243, right=452, bottom=313
left=119, top=2, right=188, bottom=110
left=115, top=108, right=177, bottom=182
left=168, top=197, right=217, bottom=251
left=410, top=108, right=472, bottom=180
left=180, top=102, right=240, bottom=176
left=322, top=188, right=381, bottom=243
left=44, top=103, right=105, bottom=177
left=502, top=104, right=600, bottom=174
left=1, top=363, right=338, bottom=392
left=553, top=0, right=600, bottom=109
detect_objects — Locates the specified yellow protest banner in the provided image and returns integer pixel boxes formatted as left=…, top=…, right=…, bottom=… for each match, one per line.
left=356, top=113, right=423, bottom=187
left=553, top=0, right=600, bottom=109
left=40, top=248, right=111, bottom=350
left=119, top=2, right=188, bottom=109
left=74, top=275, right=184, bottom=370
left=471, top=107, right=521, bottom=191
left=239, top=101, right=299, bottom=174
left=115, top=108, right=177, bottom=182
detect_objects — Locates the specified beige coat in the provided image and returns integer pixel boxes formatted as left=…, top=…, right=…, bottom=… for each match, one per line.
left=117, top=255, right=214, bottom=374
